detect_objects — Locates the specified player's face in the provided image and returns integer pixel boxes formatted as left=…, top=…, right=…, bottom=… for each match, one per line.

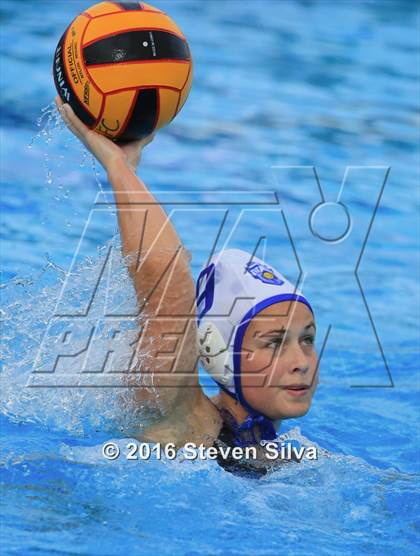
left=240, top=301, right=318, bottom=420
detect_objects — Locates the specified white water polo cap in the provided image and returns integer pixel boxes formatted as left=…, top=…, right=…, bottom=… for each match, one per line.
left=196, top=249, right=313, bottom=415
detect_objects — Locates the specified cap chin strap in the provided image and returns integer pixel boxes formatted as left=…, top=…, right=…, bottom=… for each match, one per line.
left=198, top=322, right=278, bottom=445
left=215, top=383, right=278, bottom=447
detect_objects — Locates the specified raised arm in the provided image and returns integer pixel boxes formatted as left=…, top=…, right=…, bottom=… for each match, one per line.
left=56, top=99, right=202, bottom=423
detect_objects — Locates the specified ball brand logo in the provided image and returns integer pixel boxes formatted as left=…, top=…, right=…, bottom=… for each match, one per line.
left=54, top=44, right=71, bottom=102
left=98, top=118, right=120, bottom=136
left=66, top=43, right=79, bottom=85
left=83, top=82, right=90, bottom=105
left=148, top=31, right=157, bottom=57
left=245, top=262, right=284, bottom=286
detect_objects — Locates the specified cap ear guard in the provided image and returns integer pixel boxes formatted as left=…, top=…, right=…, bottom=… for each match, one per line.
left=197, top=322, right=234, bottom=388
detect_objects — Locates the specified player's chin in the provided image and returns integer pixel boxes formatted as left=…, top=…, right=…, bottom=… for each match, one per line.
left=271, top=396, right=313, bottom=420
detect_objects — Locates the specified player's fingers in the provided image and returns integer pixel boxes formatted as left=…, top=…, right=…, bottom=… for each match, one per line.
left=57, top=109, right=82, bottom=142
left=61, top=104, right=89, bottom=139
left=56, top=98, right=76, bottom=130
left=142, top=133, right=156, bottom=147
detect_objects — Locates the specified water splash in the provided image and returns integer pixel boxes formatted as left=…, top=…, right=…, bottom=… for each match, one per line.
left=28, top=102, right=108, bottom=199
left=90, top=152, right=107, bottom=198
left=28, top=101, right=64, bottom=149
left=27, top=102, right=65, bottom=188
left=0, top=236, right=162, bottom=438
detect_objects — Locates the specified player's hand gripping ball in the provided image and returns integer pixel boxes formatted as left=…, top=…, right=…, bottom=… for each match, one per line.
left=53, top=1, right=192, bottom=141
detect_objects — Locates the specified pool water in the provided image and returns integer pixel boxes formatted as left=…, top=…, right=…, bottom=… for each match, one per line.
left=1, top=1, right=419, bottom=554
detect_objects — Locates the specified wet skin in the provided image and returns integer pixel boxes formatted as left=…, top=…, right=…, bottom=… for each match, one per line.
left=240, top=301, right=319, bottom=420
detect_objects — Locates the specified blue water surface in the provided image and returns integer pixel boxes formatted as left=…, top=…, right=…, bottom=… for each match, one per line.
left=1, top=1, right=419, bottom=555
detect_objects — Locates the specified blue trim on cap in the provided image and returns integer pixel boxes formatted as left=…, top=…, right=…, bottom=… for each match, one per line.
left=232, top=293, right=313, bottom=415
left=196, top=263, right=215, bottom=325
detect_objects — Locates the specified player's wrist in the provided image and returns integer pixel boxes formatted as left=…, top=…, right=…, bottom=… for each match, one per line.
left=106, top=153, right=135, bottom=176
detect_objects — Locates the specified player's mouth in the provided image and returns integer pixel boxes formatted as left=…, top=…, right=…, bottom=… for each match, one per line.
left=281, top=384, right=311, bottom=397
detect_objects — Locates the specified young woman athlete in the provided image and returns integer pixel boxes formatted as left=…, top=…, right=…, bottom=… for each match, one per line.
left=56, top=98, right=319, bottom=473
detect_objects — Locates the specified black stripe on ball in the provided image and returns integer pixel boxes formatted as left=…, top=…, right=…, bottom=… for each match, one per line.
left=115, top=2, right=143, bottom=10
left=119, top=88, right=157, bottom=141
left=83, top=30, right=190, bottom=65
left=53, top=33, right=96, bottom=127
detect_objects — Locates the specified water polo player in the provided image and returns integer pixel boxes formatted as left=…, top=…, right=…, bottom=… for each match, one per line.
left=56, top=98, right=319, bottom=472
